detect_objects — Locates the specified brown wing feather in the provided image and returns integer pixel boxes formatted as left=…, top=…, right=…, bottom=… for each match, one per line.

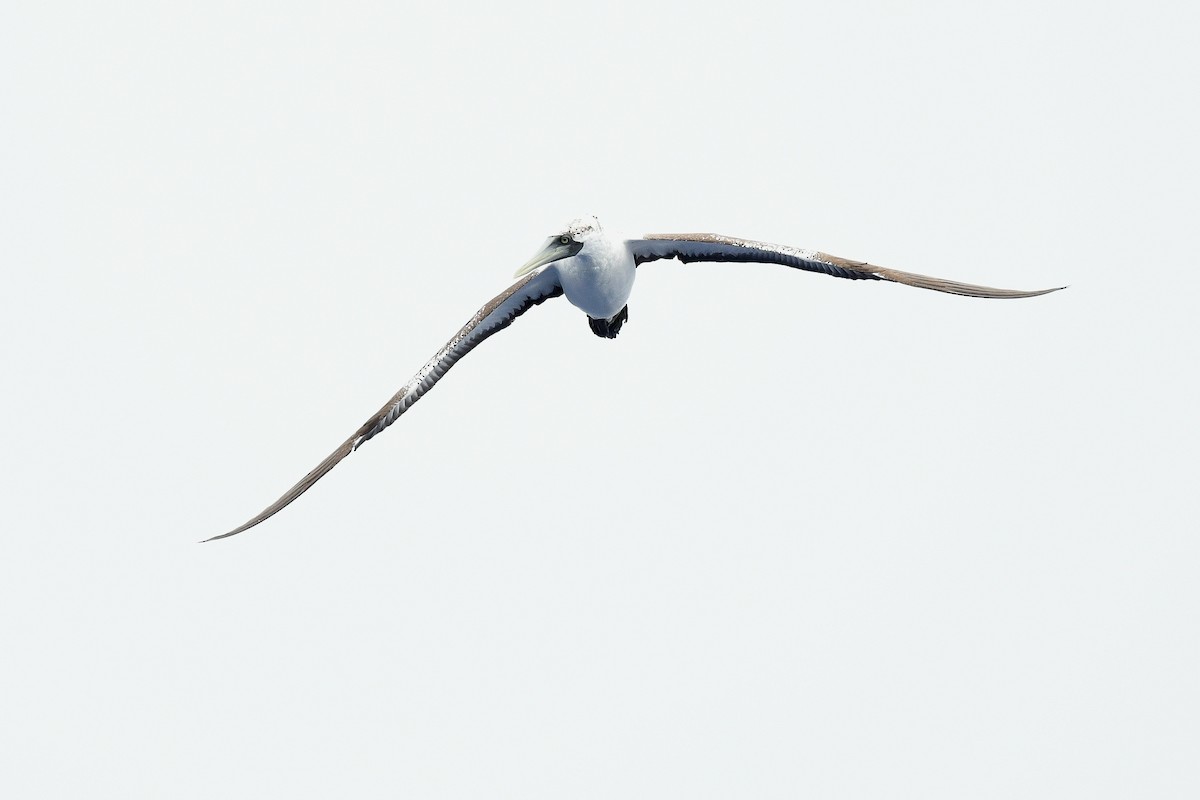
left=205, top=270, right=563, bottom=542
left=632, top=233, right=1065, bottom=298
left=815, top=252, right=1065, bottom=298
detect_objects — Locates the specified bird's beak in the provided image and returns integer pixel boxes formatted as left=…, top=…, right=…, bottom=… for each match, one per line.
left=514, top=237, right=580, bottom=278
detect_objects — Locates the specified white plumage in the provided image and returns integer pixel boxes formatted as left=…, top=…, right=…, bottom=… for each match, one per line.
left=554, top=221, right=636, bottom=320
left=207, top=216, right=1063, bottom=541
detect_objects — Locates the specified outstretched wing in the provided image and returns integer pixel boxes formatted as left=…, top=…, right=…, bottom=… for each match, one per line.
left=628, top=233, right=1064, bottom=298
left=207, top=268, right=564, bottom=542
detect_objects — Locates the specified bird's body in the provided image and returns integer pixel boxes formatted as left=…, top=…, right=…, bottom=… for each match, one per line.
left=207, top=216, right=1064, bottom=541
left=554, top=224, right=636, bottom=322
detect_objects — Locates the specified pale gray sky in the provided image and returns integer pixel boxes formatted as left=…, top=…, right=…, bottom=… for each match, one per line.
left=2, top=1, right=1197, bottom=797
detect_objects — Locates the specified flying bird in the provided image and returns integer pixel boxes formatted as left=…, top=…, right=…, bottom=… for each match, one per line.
left=208, top=216, right=1063, bottom=541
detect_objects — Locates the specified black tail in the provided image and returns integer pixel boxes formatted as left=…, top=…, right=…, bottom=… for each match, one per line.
left=587, top=305, right=629, bottom=339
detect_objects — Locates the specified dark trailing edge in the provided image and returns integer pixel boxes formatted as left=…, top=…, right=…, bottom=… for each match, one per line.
left=632, top=234, right=878, bottom=281
left=206, top=270, right=564, bottom=542
left=629, top=233, right=1065, bottom=298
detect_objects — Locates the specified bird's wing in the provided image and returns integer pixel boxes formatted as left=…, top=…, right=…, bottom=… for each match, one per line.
left=628, top=233, right=1064, bottom=298
left=206, top=268, right=564, bottom=542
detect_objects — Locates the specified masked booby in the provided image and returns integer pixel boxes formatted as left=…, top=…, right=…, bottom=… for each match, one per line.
left=207, top=216, right=1063, bottom=541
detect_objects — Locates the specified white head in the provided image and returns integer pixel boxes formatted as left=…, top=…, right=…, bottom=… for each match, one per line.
left=561, top=215, right=602, bottom=241
left=514, top=216, right=603, bottom=277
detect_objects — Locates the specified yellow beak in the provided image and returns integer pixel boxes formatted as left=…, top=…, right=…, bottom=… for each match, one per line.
left=514, top=237, right=580, bottom=278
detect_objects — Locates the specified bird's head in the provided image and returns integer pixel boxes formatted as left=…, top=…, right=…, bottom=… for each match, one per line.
left=514, top=216, right=601, bottom=277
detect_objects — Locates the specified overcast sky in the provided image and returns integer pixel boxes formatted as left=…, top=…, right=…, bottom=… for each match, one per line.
left=2, top=1, right=1197, bottom=797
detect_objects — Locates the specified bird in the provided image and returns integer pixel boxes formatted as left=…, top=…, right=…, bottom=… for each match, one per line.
left=206, top=216, right=1064, bottom=541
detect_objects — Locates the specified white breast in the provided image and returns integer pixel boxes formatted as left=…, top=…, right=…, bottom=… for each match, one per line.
left=555, top=235, right=636, bottom=320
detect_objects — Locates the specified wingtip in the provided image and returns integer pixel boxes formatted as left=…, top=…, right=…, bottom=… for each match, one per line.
left=200, top=529, right=241, bottom=543
left=1022, top=284, right=1069, bottom=298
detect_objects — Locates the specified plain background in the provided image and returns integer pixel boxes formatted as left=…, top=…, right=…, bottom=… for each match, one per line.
left=2, top=1, right=1197, bottom=797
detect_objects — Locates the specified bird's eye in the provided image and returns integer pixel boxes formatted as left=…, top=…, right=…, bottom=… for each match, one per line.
left=560, top=235, right=571, bottom=245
